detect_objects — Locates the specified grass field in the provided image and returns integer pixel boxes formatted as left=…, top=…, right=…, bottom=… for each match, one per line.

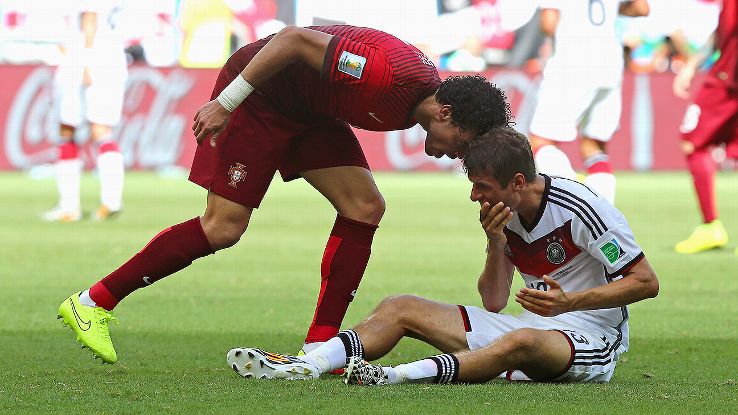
left=1, top=171, right=737, bottom=414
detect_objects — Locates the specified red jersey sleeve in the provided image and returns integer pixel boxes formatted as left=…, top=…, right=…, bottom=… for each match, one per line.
left=321, top=35, right=393, bottom=97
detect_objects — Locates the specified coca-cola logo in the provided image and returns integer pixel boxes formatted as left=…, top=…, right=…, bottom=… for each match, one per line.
left=4, top=66, right=194, bottom=169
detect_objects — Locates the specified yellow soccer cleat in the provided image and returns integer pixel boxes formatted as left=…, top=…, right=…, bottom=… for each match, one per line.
left=58, top=292, right=119, bottom=364
left=674, top=220, right=729, bottom=254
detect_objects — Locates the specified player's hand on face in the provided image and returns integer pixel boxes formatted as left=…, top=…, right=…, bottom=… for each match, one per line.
left=480, top=201, right=512, bottom=246
left=192, top=100, right=231, bottom=147
left=515, top=275, right=571, bottom=317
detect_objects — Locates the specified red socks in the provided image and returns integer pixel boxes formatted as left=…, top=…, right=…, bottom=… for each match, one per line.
left=687, top=149, right=717, bottom=223
left=305, top=215, right=378, bottom=344
left=89, top=217, right=214, bottom=310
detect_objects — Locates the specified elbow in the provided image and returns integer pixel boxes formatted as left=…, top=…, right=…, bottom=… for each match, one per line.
left=482, top=298, right=506, bottom=313
left=643, top=273, right=659, bottom=299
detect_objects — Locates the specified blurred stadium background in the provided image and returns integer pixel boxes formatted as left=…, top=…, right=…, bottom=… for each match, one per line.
left=0, top=0, right=731, bottom=174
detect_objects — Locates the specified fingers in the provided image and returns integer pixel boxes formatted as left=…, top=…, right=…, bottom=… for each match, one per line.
left=514, top=295, right=551, bottom=316
left=481, top=202, right=511, bottom=232
left=543, top=274, right=560, bottom=289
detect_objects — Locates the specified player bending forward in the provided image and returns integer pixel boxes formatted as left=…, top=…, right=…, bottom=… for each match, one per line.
left=228, top=127, right=659, bottom=384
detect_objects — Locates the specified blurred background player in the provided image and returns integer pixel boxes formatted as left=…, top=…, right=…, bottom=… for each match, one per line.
left=672, top=0, right=737, bottom=255
left=528, top=0, right=650, bottom=204
left=44, top=0, right=127, bottom=222
left=57, top=24, right=511, bottom=364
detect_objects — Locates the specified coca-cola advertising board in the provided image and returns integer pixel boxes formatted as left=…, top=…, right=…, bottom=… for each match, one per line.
left=0, top=65, right=692, bottom=171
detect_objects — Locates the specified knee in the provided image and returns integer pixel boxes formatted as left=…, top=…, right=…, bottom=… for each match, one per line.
left=497, top=328, right=542, bottom=359
left=200, top=214, right=249, bottom=250
left=681, top=141, right=695, bottom=155
left=341, top=193, right=386, bottom=225
left=374, top=295, right=418, bottom=321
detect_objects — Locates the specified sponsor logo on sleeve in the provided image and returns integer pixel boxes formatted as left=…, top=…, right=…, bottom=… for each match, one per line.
left=338, top=51, right=366, bottom=79
left=598, top=237, right=627, bottom=265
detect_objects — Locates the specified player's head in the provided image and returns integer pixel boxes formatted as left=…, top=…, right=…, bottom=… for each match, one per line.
left=463, top=126, right=537, bottom=210
left=424, top=75, right=512, bottom=159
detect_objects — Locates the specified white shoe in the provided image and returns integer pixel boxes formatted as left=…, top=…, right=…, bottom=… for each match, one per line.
left=43, top=207, right=81, bottom=222
left=344, top=356, right=388, bottom=385
left=227, top=348, right=319, bottom=380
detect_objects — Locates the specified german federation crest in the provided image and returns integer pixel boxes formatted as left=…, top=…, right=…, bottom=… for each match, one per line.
left=227, top=163, right=247, bottom=188
left=546, top=237, right=566, bottom=265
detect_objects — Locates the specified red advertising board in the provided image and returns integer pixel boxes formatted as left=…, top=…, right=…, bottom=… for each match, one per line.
left=0, top=65, right=693, bottom=171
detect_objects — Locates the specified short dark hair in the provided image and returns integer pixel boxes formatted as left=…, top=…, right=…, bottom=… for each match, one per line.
left=462, top=126, right=537, bottom=186
left=436, top=75, right=512, bottom=135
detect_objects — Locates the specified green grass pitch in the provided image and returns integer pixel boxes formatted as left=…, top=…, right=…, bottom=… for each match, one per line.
left=1, top=171, right=737, bottom=414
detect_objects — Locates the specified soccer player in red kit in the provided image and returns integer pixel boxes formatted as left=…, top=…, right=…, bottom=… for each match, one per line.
left=57, top=25, right=512, bottom=363
left=673, top=0, right=738, bottom=255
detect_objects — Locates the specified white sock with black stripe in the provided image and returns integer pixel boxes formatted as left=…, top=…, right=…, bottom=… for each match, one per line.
left=337, top=329, right=364, bottom=362
left=391, top=354, right=460, bottom=384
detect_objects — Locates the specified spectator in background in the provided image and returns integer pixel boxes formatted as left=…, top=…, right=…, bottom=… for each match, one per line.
left=44, top=0, right=127, bottom=222
left=673, top=0, right=737, bottom=255
left=528, top=0, right=650, bottom=205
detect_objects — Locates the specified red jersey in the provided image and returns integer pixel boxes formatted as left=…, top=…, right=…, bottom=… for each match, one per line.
left=710, top=0, right=738, bottom=87
left=225, top=25, right=441, bottom=131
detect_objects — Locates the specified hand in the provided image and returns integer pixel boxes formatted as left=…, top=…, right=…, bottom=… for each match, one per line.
left=192, top=100, right=231, bottom=147
left=480, top=201, right=512, bottom=246
left=515, top=275, right=572, bottom=317
left=673, top=65, right=695, bottom=99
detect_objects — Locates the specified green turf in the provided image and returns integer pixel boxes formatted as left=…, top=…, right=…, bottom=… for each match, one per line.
left=1, top=171, right=737, bottom=414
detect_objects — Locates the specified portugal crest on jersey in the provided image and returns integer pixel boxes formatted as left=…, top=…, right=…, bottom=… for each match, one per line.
left=546, top=237, right=566, bottom=265
left=227, top=163, right=247, bottom=188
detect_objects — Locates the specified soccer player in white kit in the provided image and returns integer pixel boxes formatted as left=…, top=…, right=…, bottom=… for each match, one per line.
left=225, top=127, right=659, bottom=385
left=529, top=0, right=649, bottom=204
left=44, top=0, right=127, bottom=222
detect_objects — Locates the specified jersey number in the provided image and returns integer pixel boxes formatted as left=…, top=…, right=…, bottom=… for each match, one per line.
left=588, top=0, right=606, bottom=26
left=526, top=281, right=548, bottom=291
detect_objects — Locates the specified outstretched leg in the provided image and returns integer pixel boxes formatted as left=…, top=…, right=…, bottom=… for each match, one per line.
left=59, top=192, right=250, bottom=363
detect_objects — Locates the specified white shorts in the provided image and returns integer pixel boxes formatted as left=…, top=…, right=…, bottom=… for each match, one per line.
left=459, top=305, right=626, bottom=383
left=529, top=76, right=622, bottom=143
left=55, top=47, right=128, bottom=127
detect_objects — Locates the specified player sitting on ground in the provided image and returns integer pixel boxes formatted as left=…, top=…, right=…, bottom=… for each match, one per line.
left=227, top=126, right=659, bottom=384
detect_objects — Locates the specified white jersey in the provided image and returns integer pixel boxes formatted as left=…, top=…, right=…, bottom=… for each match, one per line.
left=503, top=174, right=644, bottom=350
left=540, top=0, right=626, bottom=87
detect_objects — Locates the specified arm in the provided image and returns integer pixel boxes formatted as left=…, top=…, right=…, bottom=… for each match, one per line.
left=477, top=202, right=515, bottom=312
left=515, top=257, right=659, bottom=317
left=673, top=31, right=716, bottom=99
left=192, top=26, right=333, bottom=145
left=619, top=0, right=650, bottom=17
left=539, top=9, right=559, bottom=37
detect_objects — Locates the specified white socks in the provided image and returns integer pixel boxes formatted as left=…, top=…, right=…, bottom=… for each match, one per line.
left=301, top=337, right=348, bottom=374
left=97, top=149, right=124, bottom=211
left=534, top=145, right=577, bottom=179
left=55, top=158, right=83, bottom=213
left=390, top=359, right=440, bottom=384
left=79, top=289, right=97, bottom=307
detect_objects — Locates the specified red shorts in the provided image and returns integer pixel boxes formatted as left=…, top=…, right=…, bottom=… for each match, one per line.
left=189, top=77, right=369, bottom=209
left=680, top=80, right=738, bottom=157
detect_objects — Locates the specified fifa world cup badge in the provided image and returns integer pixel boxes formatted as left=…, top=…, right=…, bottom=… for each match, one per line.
left=227, top=163, right=247, bottom=188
